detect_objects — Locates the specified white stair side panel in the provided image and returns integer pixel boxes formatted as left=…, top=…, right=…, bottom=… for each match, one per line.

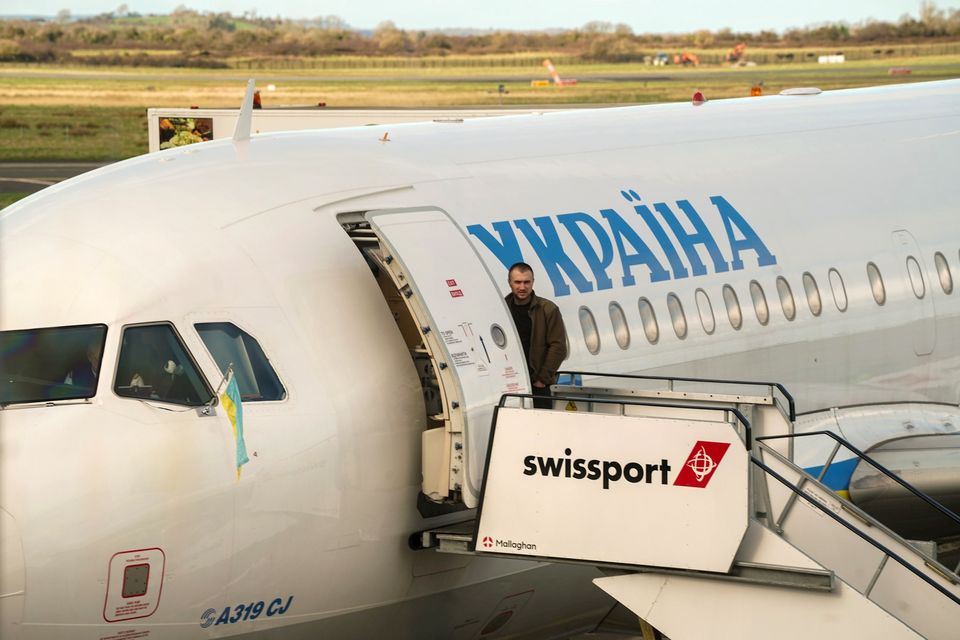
left=758, top=446, right=808, bottom=524
left=758, top=446, right=886, bottom=590
left=733, top=520, right=823, bottom=568
left=759, top=447, right=960, bottom=600
left=776, top=483, right=887, bottom=592
left=475, top=408, right=748, bottom=571
left=868, top=556, right=960, bottom=640
left=594, top=571, right=923, bottom=640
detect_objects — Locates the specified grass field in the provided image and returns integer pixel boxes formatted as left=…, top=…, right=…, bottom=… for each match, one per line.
left=1, top=51, right=958, bottom=164
left=0, top=192, right=31, bottom=210
left=0, top=105, right=146, bottom=161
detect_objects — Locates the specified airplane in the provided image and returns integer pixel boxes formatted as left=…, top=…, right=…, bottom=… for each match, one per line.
left=1, top=77, right=959, bottom=639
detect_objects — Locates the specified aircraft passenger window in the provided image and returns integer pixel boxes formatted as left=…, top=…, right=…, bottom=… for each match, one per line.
left=934, top=252, right=953, bottom=294
left=802, top=272, right=822, bottom=316
left=667, top=293, right=687, bottom=339
left=637, top=298, right=659, bottom=344
left=578, top=307, right=601, bottom=355
left=695, top=288, right=715, bottom=334
left=828, top=268, right=848, bottom=311
left=722, top=285, right=742, bottom=330
left=867, top=262, right=886, bottom=305
left=115, top=324, right=213, bottom=406
left=609, top=302, right=631, bottom=350
left=196, top=322, right=287, bottom=401
left=0, top=324, right=107, bottom=406
left=749, top=281, right=769, bottom=326
left=776, top=277, right=796, bottom=321
left=906, top=256, right=926, bottom=299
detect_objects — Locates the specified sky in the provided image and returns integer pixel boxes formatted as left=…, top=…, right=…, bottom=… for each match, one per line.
left=5, top=0, right=959, bottom=33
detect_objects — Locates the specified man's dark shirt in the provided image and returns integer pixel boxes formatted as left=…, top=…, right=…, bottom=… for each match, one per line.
left=509, top=299, right=532, bottom=362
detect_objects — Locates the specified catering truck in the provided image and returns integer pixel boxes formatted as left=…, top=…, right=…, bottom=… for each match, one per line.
left=147, top=106, right=571, bottom=152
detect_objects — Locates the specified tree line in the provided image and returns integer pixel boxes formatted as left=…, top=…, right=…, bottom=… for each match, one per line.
left=1, top=2, right=959, bottom=66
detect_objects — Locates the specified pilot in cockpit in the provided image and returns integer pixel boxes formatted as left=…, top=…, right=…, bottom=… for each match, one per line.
left=116, top=327, right=189, bottom=401
left=117, top=331, right=163, bottom=398
left=63, top=342, right=102, bottom=393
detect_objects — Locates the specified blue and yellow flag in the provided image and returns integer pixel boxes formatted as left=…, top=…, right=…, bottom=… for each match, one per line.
left=220, top=374, right=249, bottom=480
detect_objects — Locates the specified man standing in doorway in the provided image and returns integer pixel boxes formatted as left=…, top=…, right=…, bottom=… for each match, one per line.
left=505, top=262, right=567, bottom=409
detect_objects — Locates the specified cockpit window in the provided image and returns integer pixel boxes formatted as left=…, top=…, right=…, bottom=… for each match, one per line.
left=115, top=324, right=212, bottom=406
left=195, top=322, right=286, bottom=401
left=0, top=324, right=107, bottom=406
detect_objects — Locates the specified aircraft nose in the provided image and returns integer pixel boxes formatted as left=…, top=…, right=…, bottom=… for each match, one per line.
left=0, top=508, right=25, bottom=640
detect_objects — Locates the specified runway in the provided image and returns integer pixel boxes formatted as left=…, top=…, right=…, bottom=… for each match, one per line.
left=0, top=162, right=109, bottom=194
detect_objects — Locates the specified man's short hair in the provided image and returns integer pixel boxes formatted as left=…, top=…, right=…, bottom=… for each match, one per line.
left=508, top=262, right=534, bottom=277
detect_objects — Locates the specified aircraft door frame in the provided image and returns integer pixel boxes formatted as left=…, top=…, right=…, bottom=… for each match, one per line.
left=365, top=207, right=530, bottom=508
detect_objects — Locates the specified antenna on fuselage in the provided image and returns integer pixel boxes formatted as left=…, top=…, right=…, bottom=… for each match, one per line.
left=233, top=79, right=256, bottom=143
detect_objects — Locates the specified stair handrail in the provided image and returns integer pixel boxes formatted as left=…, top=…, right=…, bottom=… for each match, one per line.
left=497, top=392, right=751, bottom=447
left=555, top=370, right=796, bottom=421
left=753, top=455, right=960, bottom=606
left=757, top=430, right=960, bottom=534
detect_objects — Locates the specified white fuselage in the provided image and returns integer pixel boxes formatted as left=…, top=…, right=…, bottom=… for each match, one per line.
left=1, top=79, right=959, bottom=639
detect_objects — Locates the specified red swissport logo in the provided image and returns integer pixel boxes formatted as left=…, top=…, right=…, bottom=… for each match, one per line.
left=673, top=441, right=731, bottom=488
left=482, top=536, right=493, bottom=548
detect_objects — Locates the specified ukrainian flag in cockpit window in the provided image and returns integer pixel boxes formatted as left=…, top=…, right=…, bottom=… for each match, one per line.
left=221, top=373, right=249, bottom=480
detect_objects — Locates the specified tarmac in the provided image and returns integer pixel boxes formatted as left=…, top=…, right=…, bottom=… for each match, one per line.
left=0, top=162, right=110, bottom=194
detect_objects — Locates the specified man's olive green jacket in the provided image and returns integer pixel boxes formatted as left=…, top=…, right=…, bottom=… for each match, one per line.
left=505, top=291, right=568, bottom=386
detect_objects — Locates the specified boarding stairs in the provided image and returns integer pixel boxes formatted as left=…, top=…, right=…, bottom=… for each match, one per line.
left=416, top=373, right=960, bottom=639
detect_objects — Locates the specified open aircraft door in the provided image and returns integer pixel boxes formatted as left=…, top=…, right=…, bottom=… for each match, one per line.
left=365, top=208, right=530, bottom=508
